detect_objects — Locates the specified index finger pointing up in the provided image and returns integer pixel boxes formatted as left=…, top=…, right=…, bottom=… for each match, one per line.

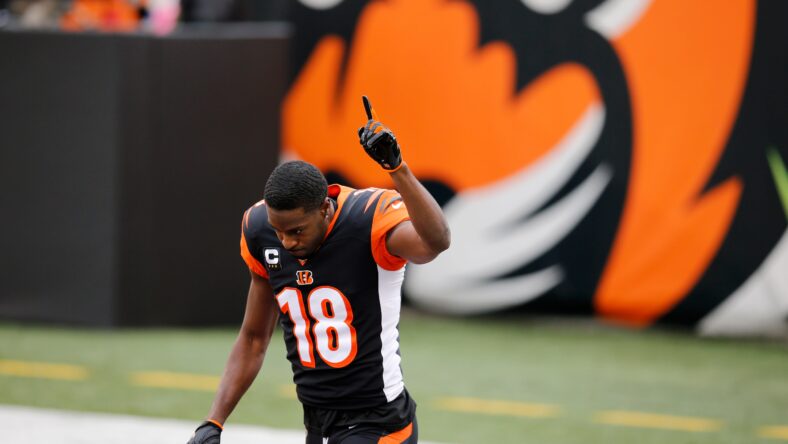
left=362, top=95, right=379, bottom=121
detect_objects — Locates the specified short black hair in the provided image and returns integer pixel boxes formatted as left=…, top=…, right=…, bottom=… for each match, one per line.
left=264, top=160, right=328, bottom=211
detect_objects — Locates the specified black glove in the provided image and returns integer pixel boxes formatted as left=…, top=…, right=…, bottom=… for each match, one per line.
left=187, top=420, right=222, bottom=444
left=358, top=96, right=403, bottom=171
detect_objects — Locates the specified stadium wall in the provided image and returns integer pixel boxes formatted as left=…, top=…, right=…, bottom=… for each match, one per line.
left=0, top=25, right=288, bottom=326
left=283, top=0, right=788, bottom=336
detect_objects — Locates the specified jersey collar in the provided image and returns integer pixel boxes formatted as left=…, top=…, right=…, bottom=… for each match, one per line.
left=323, top=184, right=351, bottom=241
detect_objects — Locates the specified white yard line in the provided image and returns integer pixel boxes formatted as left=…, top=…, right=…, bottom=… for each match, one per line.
left=3, top=404, right=304, bottom=444
left=4, top=404, right=444, bottom=444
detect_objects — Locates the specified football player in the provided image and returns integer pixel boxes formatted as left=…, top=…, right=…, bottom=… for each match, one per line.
left=187, top=97, right=450, bottom=444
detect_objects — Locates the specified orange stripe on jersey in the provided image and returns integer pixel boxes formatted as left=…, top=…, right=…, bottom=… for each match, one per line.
left=371, top=190, right=410, bottom=271
left=378, top=195, right=403, bottom=214
left=240, top=230, right=268, bottom=279
left=323, top=184, right=355, bottom=241
left=378, top=422, right=413, bottom=443
left=243, top=208, right=252, bottom=230
left=364, top=189, right=386, bottom=213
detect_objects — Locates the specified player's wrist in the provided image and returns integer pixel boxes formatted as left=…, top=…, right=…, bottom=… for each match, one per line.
left=386, top=160, right=406, bottom=174
left=204, top=419, right=224, bottom=430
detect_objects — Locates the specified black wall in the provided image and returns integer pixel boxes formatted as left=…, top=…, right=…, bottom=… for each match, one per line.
left=0, top=24, right=288, bottom=326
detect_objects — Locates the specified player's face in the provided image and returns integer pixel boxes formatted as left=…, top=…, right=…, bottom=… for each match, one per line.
left=268, top=200, right=331, bottom=259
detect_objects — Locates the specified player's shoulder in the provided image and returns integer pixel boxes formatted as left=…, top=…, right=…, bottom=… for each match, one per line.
left=329, top=184, right=356, bottom=205
left=242, top=199, right=271, bottom=236
left=334, top=186, right=393, bottom=220
left=342, top=186, right=400, bottom=208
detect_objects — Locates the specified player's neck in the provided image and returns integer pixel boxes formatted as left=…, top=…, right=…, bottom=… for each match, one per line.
left=322, top=198, right=337, bottom=234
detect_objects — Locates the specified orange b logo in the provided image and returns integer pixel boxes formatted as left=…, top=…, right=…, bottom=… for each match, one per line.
left=296, top=270, right=314, bottom=286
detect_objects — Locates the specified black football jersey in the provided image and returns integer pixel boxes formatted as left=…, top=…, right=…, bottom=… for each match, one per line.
left=240, top=185, right=411, bottom=409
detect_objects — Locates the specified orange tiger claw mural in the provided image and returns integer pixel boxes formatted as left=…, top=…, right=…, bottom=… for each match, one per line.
left=594, top=0, right=754, bottom=325
left=283, top=0, right=600, bottom=192
left=286, top=0, right=788, bottom=335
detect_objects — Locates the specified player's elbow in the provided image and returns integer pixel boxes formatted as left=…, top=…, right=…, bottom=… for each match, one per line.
left=433, top=225, right=451, bottom=252
left=432, top=230, right=451, bottom=255
left=416, top=229, right=450, bottom=263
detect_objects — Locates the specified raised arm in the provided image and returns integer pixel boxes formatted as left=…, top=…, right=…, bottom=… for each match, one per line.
left=358, top=96, right=451, bottom=264
left=385, top=163, right=450, bottom=263
left=188, top=271, right=279, bottom=443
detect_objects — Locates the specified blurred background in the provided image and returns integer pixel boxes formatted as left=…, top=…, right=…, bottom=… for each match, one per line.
left=1, top=0, right=787, bottom=443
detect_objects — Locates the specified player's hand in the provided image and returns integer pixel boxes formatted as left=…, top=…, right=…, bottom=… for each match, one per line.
left=186, top=420, right=222, bottom=444
left=358, top=96, right=403, bottom=171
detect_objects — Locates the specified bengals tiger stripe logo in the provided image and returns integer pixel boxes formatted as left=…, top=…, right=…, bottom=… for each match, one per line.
left=296, top=270, right=314, bottom=286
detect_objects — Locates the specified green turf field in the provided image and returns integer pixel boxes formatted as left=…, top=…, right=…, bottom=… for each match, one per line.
left=1, top=313, right=786, bottom=444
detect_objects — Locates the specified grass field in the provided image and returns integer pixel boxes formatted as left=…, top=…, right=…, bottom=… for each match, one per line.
left=1, top=312, right=787, bottom=444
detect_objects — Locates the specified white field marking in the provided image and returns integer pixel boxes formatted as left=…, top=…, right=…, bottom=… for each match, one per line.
left=594, top=410, right=723, bottom=432
left=3, top=404, right=307, bottom=444
left=130, top=371, right=220, bottom=391
left=760, top=426, right=788, bottom=440
left=435, top=397, right=561, bottom=418
left=2, top=404, right=449, bottom=444
left=0, top=359, right=88, bottom=381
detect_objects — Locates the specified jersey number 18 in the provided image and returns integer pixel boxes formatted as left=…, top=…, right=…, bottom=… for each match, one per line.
left=276, top=287, right=358, bottom=368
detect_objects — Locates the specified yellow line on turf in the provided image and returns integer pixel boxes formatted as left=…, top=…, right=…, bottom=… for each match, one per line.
left=759, top=426, right=788, bottom=440
left=435, top=397, right=560, bottom=418
left=594, top=410, right=722, bottom=432
left=278, top=384, right=298, bottom=400
left=130, top=371, right=220, bottom=391
left=0, top=359, right=88, bottom=381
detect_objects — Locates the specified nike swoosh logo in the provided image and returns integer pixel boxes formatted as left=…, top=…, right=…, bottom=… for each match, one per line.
left=392, top=202, right=403, bottom=209
left=767, top=146, right=788, bottom=219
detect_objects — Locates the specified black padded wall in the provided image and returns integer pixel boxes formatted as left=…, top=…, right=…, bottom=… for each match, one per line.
left=0, top=24, right=289, bottom=326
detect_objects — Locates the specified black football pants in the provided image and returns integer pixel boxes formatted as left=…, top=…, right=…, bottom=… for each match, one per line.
left=305, top=417, right=418, bottom=444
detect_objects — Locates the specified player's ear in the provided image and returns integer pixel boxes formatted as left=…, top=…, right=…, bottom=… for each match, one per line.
left=321, top=198, right=331, bottom=218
